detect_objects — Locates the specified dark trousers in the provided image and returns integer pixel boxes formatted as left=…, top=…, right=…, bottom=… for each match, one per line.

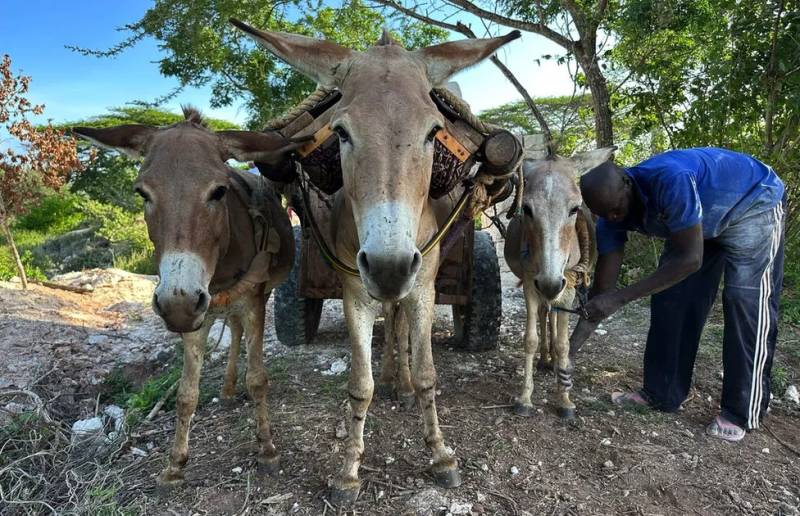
left=641, top=201, right=785, bottom=429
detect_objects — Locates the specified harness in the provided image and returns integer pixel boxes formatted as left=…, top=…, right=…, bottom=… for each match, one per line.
left=267, top=86, right=524, bottom=278
left=209, top=172, right=281, bottom=308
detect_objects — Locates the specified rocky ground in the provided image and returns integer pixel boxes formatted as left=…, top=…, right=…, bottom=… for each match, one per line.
left=1, top=235, right=799, bottom=515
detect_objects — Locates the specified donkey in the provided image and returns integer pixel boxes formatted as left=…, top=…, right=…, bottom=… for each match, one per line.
left=231, top=20, right=519, bottom=502
left=504, top=148, right=615, bottom=419
left=73, top=109, right=302, bottom=486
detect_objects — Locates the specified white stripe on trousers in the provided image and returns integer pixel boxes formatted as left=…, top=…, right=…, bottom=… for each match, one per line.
left=748, top=202, right=783, bottom=429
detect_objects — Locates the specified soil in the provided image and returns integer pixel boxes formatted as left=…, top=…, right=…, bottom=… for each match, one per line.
left=2, top=235, right=799, bottom=515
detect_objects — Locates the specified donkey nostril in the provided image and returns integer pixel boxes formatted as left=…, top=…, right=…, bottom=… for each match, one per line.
left=560, top=278, right=567, bottom=290
left=409, top=251, right=422, bottom=275
left=195, top=291, right=208, bottom=313
left=357, top=251, right=370, bottom=273
left=534, top=279, right=541, bottom=291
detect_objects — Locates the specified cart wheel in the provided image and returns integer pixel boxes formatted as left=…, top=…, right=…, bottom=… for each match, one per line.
left=274, top=226, right=323, bottom=346
left=452, top=230, right=501, bottom=351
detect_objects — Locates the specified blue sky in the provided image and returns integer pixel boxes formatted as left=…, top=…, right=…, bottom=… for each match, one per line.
left=1, top=0, right=578, bottom=128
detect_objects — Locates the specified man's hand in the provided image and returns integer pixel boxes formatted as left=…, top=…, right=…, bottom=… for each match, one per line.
left=584, top=290, right=626, bottom=322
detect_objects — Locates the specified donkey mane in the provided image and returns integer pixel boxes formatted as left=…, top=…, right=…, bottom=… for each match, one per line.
left=181, top=105, right=208, bottom=127
left=376, top=27, right=400, bottom=47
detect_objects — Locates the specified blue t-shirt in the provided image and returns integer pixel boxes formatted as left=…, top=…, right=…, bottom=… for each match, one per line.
left=596, top=148, right=784, bottom=255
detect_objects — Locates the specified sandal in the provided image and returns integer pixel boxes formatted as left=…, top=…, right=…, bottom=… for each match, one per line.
left=611, top=391, right=650, bottom=408
left=706, top=415, right=745, bottom=442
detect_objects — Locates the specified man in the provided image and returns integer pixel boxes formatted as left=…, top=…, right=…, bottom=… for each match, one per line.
left=574, top=147, right=785, bottom=441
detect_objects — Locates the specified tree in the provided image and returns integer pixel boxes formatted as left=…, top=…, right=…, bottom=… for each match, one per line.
left=609, top=0, right=800, bottom=220
left=374, top=0, right=618, bottom=148
left=0, top=55, right=81, bottom=288
left=69, top=0, right=447, bottom=128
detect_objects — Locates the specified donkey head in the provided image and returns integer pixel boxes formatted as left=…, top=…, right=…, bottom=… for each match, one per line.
left=520, top=147, right=616, bottom=300
left=232, top=20, right=519, bottom=301
left=73, top=110, right=304, bottom=332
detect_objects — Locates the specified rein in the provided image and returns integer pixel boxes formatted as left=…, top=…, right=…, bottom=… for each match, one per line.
left=297, top=168, right=476, bottom=278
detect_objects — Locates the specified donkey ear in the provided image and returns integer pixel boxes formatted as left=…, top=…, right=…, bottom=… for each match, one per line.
left=570, top=146, right=618, bottom=175
left=71, top=125, right=156, bottom=159
left=414, top=31, right=521, bottom=86
left=218, top=130, right=311, bottom=165
left=230, top=18, right=354, bottom=88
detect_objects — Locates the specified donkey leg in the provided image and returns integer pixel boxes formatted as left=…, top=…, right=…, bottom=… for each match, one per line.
left=536, top=304, right=551, bottom=371
left=377, top=303, right=397, bottom=400
left=515, top=281, right=540, bottom=417
left=158, top=324, right=210, bottom=487
left=243, top=291, right=280, bottom=474
left=395, top=307, right=415, bottom=410
left=331, top=285, right=379, bottom=504
left=403, top=289, right=460, bottom=488
left=220, top=316, right=243, bottom=403
left=553, top=311, right=576, bottom=420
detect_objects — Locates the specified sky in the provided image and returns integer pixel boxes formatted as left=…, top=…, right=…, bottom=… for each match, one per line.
left=0, top=0, right=578, bottom=128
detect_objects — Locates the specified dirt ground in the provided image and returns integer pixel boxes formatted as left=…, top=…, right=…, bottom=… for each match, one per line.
left=2, top=236, right=800, bottom=515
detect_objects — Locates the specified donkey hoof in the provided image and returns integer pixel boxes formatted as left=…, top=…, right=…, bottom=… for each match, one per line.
left=558, top=407, right=576, bottom=420
left=376, top=383, right=395, bottom=400
left=536, top=360, right=553, bottom=372
left=433, top=467, right=462, bottom=489
left=156, top=469, right=185, bottom=490
left=398, top=391, right=417, bottom=411
left=330, top=485, right=360, bottom=506
left=513, top=402, right=534, bottom=417
left=257, top=456, right=281, bottom=476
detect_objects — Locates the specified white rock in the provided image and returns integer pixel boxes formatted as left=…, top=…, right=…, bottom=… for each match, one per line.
left=761, top=448, right=770, bottom=454
left=212, top=397, right=220, bottom=404
left=449, top=501, right=473, bottom=515
left=785, top=385, right=799, bottom=404
left=103, top=405, right=124, bottom=421
left=130, top=447, right=147, bottom=457
left=231, top=466, right=243, bottom=474
left=322, top=358, right=348, bottom=376
left=510, top=466, right=520, bottom=476
left=600, top=438, right=611, bottom=446
left=481, top=463, right=489, bottom=472
left=217, top=435, right=224, bottom=442
left=594, top=329, right=608, bottom=336
left=603, top=460, right=615, bottom=469
left=71, top=417, right=103, bottom=435
left=476, top=492, right=487, bottom=503
left=335, top=420, right=348, bottom=440
left=87, top=334, right=109, bottom=346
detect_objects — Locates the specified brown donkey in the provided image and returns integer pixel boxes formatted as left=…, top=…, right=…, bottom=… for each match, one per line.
left=73, top=109, right=301, bottom=485
left=504, top=148, right=614, bottom=419
left=231, top=20, right=519, bottom=502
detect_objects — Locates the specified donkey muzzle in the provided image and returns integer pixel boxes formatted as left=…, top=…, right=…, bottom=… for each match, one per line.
left=154, top=252, right=212, bottom=333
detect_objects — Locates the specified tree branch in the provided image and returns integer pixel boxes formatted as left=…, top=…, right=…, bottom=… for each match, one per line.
left=374, top=0, right=553, bottom=149
left=443, top=0, right=574, bottom=49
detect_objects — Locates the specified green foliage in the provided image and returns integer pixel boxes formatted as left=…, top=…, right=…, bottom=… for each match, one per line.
left=124, top=366, right=182, bottom=426
left=70, top=0, right=447, bottom=128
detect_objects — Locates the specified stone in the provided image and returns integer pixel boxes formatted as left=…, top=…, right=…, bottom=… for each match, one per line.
left=322, top=358, right=348, bottom=376
left=603, top=460, right=615, bottom=469
left=785, top=385, right=799, bottom=405
left=335, top=420, right=348, bottom=440
left=404, top=488, right=449, bottom=516
left=594, top=329, right=608, bottom=336
left=231, top=466, right=243, bottom=474
left=510, top=466, right=520, bottom=476
left=71, top=417, right=104, bottom=436
left=449, top=501, right=473, bottom=515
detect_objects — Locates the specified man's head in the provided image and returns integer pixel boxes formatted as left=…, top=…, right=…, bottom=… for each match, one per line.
left=579, top=161, right=635, bottom=222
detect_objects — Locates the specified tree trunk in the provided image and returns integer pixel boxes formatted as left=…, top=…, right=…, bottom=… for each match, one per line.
left=576, top=48, right=614, bottom=148
left=0, top=215, right=28, bottom=289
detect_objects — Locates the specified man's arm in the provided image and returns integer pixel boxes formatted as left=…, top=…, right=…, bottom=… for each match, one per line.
left=584, top=223, right=703, bottom=321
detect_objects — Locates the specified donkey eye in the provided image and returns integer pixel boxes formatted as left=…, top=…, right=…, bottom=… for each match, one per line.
left=523, top=204, right=533, bottom=217
left=135, top=187, right=151, bottom=203
left=569, top=206, right=580, bottom=216
left=208, top=185, right=228, bottom=202
left=426, top=125, right=441, bottom=144
left=333, top=125, right=350, bottom=144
